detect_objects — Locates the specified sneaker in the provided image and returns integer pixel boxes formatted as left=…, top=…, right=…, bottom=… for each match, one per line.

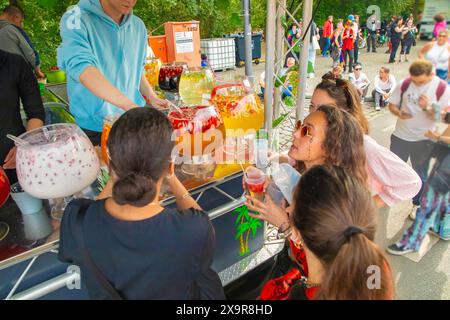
left=375, top=105, right=381, bottom=111
left=387, top=243, right=414, bottom=256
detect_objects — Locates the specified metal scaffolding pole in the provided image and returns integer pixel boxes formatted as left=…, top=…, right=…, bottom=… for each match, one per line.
left=296, top=0, right=313, bottom=121
left=274, top=0, right=286, bottom=120
left=264, top=0, right=315, bottom=151
left=264, top=0, right=277, bottom=137
left=242, top=0, right=254, bottom=85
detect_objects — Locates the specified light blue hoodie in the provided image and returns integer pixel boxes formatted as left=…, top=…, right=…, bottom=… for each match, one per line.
left=58, top=0, right=147, bottom=132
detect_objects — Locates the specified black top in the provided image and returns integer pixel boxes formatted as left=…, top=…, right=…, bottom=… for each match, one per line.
left=402, top=28, right=416, bottom=42
left=0, top=49, right=45, bottom=164
left=390, top=23, right=403, bottom=41
left=58, top=199, right=225, bottom=300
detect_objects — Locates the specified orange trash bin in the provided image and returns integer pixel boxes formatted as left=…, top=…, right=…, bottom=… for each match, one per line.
left=164, top=21, right=201, bottom=68
left=148, top=35, right=168, bottom=63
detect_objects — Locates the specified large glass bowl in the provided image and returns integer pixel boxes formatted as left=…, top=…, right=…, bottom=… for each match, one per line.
left=158, top=62, right=187, bottom=92
left=167, top=104, right=224, bottom=158
left=15, top=124, right=100, bottom=199
left=144, top=57, right=161, bottom=87
left=179, top=67, right=215, bottom=105
left=211, top=83, right=264, bottom=137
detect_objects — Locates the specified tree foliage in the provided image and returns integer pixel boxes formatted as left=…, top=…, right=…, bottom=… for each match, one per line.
left=1, top=0, right=420, bottom=71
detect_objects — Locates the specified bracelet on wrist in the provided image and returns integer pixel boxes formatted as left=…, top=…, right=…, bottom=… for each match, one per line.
left=278, top=221, right=291, bottom=233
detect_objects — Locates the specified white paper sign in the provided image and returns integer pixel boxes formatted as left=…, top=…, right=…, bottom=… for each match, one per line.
left=175, top=32, right=194, bottom=54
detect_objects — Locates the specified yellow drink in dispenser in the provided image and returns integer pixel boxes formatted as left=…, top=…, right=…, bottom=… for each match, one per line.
left=211, top=84, right=264, bottom=137
left=144, top=57, right=161, bottom=87
left=179, top=67, right=215, bottom=105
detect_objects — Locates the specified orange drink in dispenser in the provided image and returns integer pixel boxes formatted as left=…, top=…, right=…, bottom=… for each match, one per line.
left=101, top=115, right=119, bottom=164
left=144, top=57, right=161, bottom=87
left=211, top=83, right=264, bottom=137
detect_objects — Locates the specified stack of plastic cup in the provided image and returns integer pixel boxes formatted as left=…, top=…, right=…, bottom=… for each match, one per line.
left=10, top=183, right=52, bottom=241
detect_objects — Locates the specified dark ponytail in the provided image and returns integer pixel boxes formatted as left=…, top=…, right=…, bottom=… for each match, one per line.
left=292, top=165, right=394, bottom=300
left=107, top=108, right=174, bottom=207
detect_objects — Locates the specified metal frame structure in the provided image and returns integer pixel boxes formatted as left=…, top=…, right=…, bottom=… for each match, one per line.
left=264, top=0, right=314, bottom=150
left=2, top=172, right=284, bottom=300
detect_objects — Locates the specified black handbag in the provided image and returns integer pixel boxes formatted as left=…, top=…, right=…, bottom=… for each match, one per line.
left=74, top=201, right=123, bottom=300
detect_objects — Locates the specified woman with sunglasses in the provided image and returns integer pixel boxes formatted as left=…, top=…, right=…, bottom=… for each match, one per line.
left=58, top=108, right=225, bottom=300
left=419, top=29, right=450, bottom=81
left=249, top=105, right=368, bottom=300
left=246, top=105, right=367, bottom=227
left=309, top=79, right=421, bottom=208
left=247, top=79, right=420, bottom=225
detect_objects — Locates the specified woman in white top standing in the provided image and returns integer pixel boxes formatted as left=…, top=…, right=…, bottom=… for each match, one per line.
left=419, top=29, right=450, bottom=81
left=372, top=67, right=396, bottom=111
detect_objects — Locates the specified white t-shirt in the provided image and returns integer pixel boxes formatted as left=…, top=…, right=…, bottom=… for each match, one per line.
left=425, top=42, right=450, bottom=71
left=349, top=72, right=370, bottom=89
left=388, top=76, right=450, bottom=142
left=374, top=74, right=396, bottom=94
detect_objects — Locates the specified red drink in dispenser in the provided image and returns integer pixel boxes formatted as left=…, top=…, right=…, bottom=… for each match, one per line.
left=158, top=62, right=187, bottom=92
left=0, top=167, right=10, bottom=207
left=168, top=105, right=224, bottom=157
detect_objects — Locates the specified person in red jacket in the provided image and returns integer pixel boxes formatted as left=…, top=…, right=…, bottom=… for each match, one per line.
left=322, top=15, right=334, bottom=57
left=342, top=20, right=355, bottom=73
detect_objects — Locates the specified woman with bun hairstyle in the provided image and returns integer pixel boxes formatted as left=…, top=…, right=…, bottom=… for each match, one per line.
left=58, top=108, right=225, bottom=300
left=288, top=165, right=395, bottom=300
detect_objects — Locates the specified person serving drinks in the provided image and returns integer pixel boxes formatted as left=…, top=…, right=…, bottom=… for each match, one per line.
left=58, top=0, right=168, bottom=145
